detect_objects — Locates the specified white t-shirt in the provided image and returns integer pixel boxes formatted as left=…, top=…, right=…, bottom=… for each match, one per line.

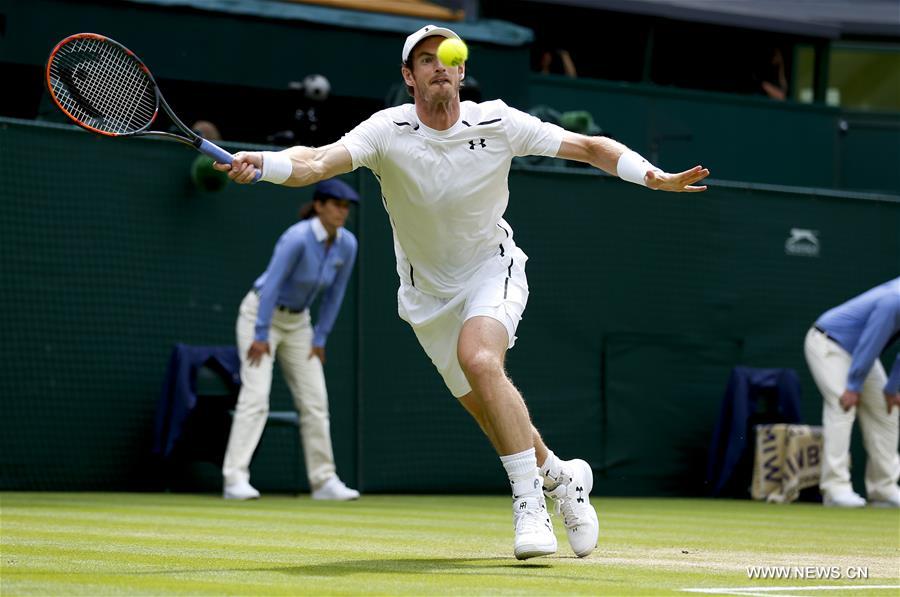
left=340, top=99, right=564, bottom=298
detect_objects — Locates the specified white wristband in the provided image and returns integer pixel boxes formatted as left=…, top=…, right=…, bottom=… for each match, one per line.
left=260, top=151, right=292, bottom=184
left=617, top=150, right=661, bottom=187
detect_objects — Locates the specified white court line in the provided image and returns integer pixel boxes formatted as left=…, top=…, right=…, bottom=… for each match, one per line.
left=684, top=591, right=781, bottom=597
left=682, top=585, right=900, bottom=597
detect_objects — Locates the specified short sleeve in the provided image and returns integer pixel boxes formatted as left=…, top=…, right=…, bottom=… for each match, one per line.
left=339, top=112, right=392, bottom=173
left=503, top=103, right=566, bottom=158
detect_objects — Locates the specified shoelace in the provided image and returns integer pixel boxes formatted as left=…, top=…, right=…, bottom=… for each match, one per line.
left=546, top=477, right=588, bottom=529
left=513, top=498, right=551, bottom=533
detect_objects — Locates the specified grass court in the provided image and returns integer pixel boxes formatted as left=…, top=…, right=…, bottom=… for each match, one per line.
left=2, top=492, right=898, bottom=595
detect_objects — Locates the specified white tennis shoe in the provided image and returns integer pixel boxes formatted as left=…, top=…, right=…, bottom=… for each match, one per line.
left=544, top=459, right=599, bottom=557
left=311, top=476, right=360, bottom=501
left=223, top=480, right=260, bottom=500
left=823, top=488, right=866, bottom=508
left=512, top=495, right=558, bottom=560
left=868, top=491, right=900, bottom=508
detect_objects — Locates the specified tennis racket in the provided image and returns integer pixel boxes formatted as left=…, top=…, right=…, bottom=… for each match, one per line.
left=45, top=32, right=259, bottom=181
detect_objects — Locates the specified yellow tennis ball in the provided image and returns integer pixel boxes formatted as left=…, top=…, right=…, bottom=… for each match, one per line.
left=437, top=38, right=468, bottom=67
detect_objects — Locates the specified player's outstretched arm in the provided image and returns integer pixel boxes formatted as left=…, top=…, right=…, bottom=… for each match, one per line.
left=556, top=131, right=709, bottom=192
left=214, top=142, right=353, bottom=187
left=281, top=143, right=353, bottom=187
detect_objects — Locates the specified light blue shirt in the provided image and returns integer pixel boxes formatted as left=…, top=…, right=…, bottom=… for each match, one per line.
left=816, top=277, right=900, bottom=394
left=253, top=217, right=357, bottom=346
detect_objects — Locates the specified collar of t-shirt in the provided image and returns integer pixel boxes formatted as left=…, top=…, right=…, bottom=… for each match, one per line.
left=416, top=114, right=466, bottom=138
left=310, top=214, right=341, bottom=243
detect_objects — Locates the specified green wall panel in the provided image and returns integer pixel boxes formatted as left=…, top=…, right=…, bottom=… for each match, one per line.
left=603, top=334, right=742, bottom=496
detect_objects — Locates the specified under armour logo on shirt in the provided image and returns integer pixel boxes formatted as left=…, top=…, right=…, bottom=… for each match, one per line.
left=468, top=139, right=486, bottom=150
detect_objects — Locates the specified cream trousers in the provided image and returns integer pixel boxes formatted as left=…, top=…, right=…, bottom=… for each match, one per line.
left=804, top=327, right=900, bottom=500
left=222, top=292, right=336, bottom=489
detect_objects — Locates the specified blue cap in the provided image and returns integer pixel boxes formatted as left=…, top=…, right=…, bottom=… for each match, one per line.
left=314, top=178, right=360, bottom=203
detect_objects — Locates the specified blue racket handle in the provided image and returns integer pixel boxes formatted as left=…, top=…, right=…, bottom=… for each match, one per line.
left=198, top=138, right=262, bottom=182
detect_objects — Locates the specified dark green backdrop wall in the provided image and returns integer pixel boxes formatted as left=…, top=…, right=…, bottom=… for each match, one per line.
left=1, top=119, right=898, bottom=496
left=527, top=76, right=900, bottom=195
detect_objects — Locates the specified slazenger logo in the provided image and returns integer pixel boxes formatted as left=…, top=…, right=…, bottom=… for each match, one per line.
left=785, top=228, right=820, bottom=257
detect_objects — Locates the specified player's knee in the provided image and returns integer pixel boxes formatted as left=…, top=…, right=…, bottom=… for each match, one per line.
left=459, top=348, right=503, bottom=382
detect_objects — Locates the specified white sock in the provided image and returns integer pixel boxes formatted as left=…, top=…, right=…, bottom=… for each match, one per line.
left=539, top=449, right=564, bottom=490
left=500, top=447, right=542, bottom=499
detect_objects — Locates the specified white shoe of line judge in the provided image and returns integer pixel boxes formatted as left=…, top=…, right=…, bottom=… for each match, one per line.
left=224, top=476, right=359, bottom=501
left=823, top=488, right=866, bottom=508
left=312, top=475, right=360, bottom=501
left=223, top=480, right=260, bottom=501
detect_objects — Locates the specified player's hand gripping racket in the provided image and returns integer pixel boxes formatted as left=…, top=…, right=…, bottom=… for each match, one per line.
left=46, top=33, right=259, bottom=181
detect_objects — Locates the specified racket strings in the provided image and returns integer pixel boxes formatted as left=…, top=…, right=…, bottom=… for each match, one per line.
left=52, top=40, right=152, bottom=133
left=76, top=38, right=155, bottom=132
left=49, top=37, right=157, bottom=135
left=71, top=38, right=155, bottom=132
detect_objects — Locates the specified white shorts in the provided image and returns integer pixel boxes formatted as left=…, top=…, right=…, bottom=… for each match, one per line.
left=397, top=247, right=529, bottom=398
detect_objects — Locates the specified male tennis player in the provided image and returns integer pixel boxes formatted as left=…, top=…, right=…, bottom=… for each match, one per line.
left=217, top=25, right=709, bottom=559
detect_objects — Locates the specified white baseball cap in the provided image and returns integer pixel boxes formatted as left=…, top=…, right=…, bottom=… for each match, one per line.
left=402, top=24, right=461, bottom=63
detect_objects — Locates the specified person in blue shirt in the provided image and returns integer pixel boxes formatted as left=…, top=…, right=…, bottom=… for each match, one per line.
left=223, top=178, right=360, bottom=501
left=804, top=277, right=900, bottom=508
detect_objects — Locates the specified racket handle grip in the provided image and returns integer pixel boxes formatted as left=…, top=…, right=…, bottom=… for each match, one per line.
left=197, top=138, right=262, bottom=182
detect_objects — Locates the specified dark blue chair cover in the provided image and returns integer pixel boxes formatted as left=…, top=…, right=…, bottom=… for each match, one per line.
left=152, top=344, right=241, bottom=458
left=706, top=366, right=803, bottom=496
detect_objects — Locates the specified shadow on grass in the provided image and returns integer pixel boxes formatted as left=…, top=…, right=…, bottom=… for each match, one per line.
left=271, top=557, right=553, bottom=576
left=134, top=557, right=571, bottom=578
